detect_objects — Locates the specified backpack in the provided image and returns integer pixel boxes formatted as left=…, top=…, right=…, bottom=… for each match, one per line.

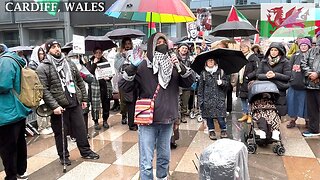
left=4, top=55, right=43, bottom=107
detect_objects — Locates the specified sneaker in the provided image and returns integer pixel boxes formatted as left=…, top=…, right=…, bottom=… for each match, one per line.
left=302, top=131, right=320, bottom=137
left=39, top=128, right=53, bottom=135
left=220, top=131, right=228, bottom=138
left=121, top=117, right=127, bottom=125
left=103, top=122, right=109, bottom=129
left=17, top=172, right=28, bottom=180
left=170, top=142, right=178, bottom=149
left=129, top=126, right=138, bottom=131
left=94, top=123, right=101, bottom=130
left=82, top=151, right=100, bottom=160
left=60, top=157, right=71, bottom=166
left=209, top=131, right=217, bottom=140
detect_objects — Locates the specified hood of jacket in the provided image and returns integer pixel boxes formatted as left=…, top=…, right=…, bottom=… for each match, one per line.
left=30, top=46, right=43, bottom=65
left=265, top=42, right=286, bottom=58
left=147, top=32, right=169, bottom=62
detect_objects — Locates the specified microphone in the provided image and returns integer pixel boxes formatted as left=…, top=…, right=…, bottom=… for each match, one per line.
left=168, top=49, right=182, bottom=73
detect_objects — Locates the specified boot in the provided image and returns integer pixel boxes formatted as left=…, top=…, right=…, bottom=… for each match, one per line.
left=103, top=121, right=109, bottom=129
left=286, top=120, right=296, bottom=128
left=247, top=115, right=252, bottom=124
left=94, top=122, right=101, bottom=130
left=238, top=114, right=248, bottom=122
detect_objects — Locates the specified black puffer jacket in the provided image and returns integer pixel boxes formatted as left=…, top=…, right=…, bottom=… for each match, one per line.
left=256, top=42, right=291, bottom=116
left=239, top=53, right=259, bottom=99
left=36, top=55, right=88, bottom=110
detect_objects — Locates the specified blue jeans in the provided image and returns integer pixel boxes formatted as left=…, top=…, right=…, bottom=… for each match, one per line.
left=241, top=98, right=249, bottom=114
left=138, top=123, right=173, bottom=180
left=207, top=117, right=226, bottom=131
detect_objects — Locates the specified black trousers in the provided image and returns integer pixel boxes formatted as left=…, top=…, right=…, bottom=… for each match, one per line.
left=226, top=86, right=233, bottom=113
left=0, top=120, right=27, bottom=180
left=51, top=105, right=91, bottom=158
left=127, top=101, right=137, bottom=128
left=306, top=90, right=320, bottom=133
left=100, top=93, right=110, bottom=123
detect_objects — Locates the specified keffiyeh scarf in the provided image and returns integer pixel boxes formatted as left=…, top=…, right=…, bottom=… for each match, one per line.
left=152, top=51, right=173, bottom=89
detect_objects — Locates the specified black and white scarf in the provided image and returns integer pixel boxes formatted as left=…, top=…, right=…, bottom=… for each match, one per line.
left=152, top=51, right=173, bottom=89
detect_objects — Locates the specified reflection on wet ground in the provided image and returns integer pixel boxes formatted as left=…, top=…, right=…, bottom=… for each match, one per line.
left=1, top=94, right=320, bottom=179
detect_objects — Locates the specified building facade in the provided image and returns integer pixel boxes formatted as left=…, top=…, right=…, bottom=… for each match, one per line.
left=0, top=0, right=319, bottom=47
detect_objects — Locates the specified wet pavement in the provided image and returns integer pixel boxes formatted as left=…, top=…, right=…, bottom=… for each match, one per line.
left=1, top=93, right=320, bottom=179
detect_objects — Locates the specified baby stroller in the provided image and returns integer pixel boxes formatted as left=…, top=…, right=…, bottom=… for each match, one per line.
left=245, top=81, right=285, bottom=156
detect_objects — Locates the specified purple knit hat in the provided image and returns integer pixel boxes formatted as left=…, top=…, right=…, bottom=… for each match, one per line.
left=298, top=38, right=311, bottom=47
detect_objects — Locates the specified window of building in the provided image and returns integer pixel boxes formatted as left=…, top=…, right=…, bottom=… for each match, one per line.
left=2, top=31, right=19, bottom=47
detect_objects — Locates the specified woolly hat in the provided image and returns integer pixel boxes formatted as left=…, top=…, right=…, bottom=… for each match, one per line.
left=178, top=43, right=189, bottom=50
left=298, top=38, right=311, bottom=47
left=240, top=39, right=251, bottom=48
left=45, top=39, right=61, bottom=52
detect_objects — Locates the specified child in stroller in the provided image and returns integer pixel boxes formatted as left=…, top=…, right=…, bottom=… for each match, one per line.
left=245, top=81, right=285, bottom=156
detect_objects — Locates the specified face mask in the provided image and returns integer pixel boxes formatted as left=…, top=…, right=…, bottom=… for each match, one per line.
left=155, top=44, right=168, bottom=54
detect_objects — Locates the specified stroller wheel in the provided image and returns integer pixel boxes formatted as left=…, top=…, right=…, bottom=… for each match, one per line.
left=273, top=145, right=279, bottom=153
left=189, top=111, right=195, bottom=119
left=197, top=115, right=203, bottom=122
left=247, top=144, right=257, bottom=154
left=276, top=146, right=285, bottom=156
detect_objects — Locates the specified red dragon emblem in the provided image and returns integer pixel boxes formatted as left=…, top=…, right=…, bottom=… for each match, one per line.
left=267, top=6, right=308, bottom=34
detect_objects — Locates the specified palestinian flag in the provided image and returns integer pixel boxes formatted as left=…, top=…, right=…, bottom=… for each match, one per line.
left=35, top=0, right=60, bottom=16
left=260, top=3, right=316, bottom=38
left=148, top=22, right=156, bottom=37
left=226, top=5, right=250, bottom=23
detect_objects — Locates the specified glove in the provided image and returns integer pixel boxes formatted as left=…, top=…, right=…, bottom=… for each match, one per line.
left=217, top=80, right=222, bottom=85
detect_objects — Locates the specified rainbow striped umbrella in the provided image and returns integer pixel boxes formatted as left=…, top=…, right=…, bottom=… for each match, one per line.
left=105, top=0, right=196, bottom=23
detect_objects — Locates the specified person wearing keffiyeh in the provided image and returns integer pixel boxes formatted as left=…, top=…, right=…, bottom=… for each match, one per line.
left=119, top=33, right=195, bottom=180
left=37, top=39, right=100, bottom=166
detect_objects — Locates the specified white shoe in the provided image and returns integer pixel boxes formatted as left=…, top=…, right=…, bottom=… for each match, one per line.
left=17, top=172, right=28, bottom=180
left=39, top=128, right=53, bottom=135
left=272, top=130, right=280, bottom=141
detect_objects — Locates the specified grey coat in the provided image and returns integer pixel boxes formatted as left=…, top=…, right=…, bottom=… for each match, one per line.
left=301, top=46, right=320, bottom=90
left=36, top=57, right=88, bottom=110
left=198, top=69, right=229, bottom=118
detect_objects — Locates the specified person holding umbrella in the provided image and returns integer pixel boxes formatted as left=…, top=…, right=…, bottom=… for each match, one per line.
left=119, top=32, right=195, bottom=180
left=197, top=58, right=229, bottom=140
left=86, top=47, right=113, bottom=130
left=36, top=39, right=99, bottom=166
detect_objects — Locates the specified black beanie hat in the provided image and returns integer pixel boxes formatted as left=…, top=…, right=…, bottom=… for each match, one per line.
left=45, top=39, right=61, bottom=52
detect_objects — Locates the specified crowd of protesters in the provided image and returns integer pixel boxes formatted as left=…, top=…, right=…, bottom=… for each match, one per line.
left=1, top=29, right=320, bottom=180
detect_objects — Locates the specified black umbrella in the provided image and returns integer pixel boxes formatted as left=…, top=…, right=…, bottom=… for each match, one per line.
left=8, top=46, right=33, bottom=54
left=61, top=41, right=73, bottom=53
left=85, top=36, right=117, bottom=51
left=191, top=48, right=248, bottom=75
left=210, top=21, right=259, bottom=37
left=105, top=28, right=145, bottom=39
